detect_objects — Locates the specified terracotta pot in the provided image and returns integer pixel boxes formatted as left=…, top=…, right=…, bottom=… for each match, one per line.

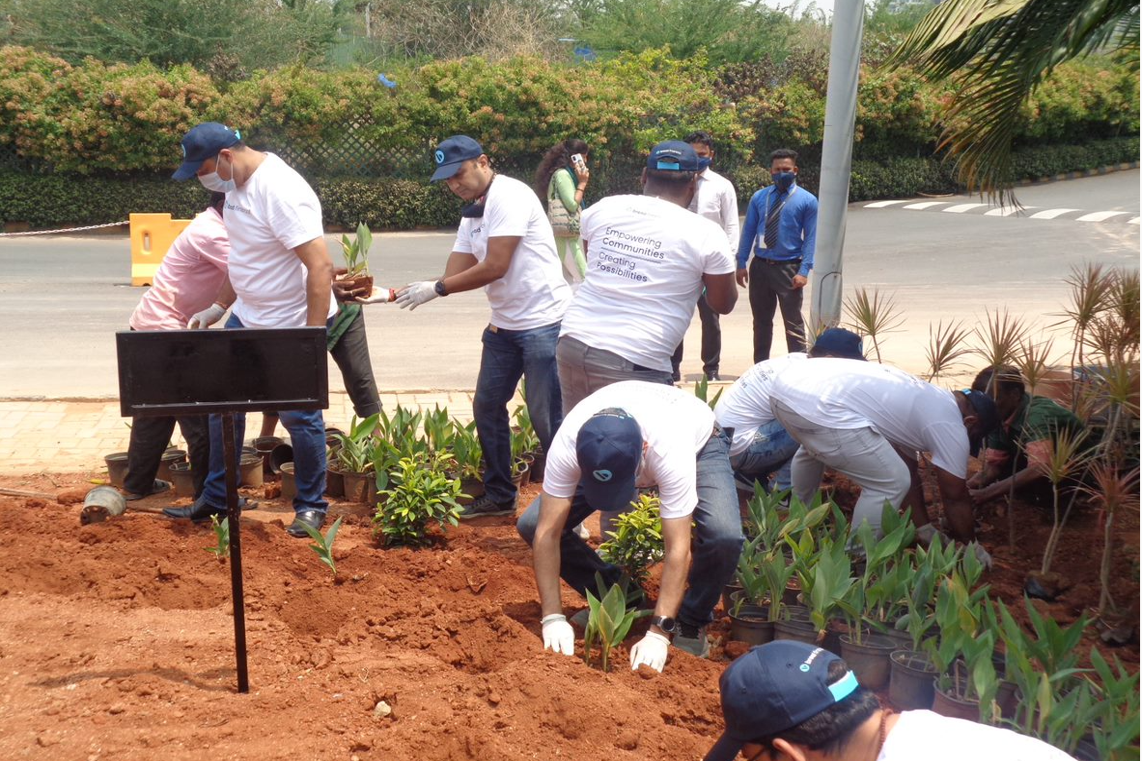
left=104, top=452, right=130, bottom=488
left=335, top=272, right=373, bottom=296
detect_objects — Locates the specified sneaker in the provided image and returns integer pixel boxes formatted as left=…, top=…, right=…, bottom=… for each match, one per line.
left=705, top=370, right=720, bottom=382
left=673, top=624, right=710, bottom=658
left=457, top=494, right=517, bottom=519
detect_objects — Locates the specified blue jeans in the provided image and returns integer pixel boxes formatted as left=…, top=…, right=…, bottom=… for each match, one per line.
left=729, top=419, right=798, bottom=493
left=201, top=314, right=328, bottom=515
left=474, top=322, right=563, bottom=504
left=517, top=429, right=743, bottom=629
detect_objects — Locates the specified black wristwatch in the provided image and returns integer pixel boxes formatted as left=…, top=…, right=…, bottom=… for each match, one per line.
left=434, top=280, right=448, bottom=297
left=648, top=615, right=676, bottom=634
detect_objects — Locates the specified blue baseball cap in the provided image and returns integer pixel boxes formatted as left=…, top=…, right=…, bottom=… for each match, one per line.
left=576, top=408, right=642, bottom=512
left=431, top=135, right=484, bottom=182
left=172, top=122, right=242, bottom=181
left=646, top=140, right=700, bottom=173
left=704, top=642, right=861, bottom=761
left=809, top=328, right=866, bottom=360
left=961, top=388, right=1000, bottom=457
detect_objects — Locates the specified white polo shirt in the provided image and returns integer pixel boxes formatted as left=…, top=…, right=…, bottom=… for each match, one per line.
left=224, top=153, right=337, bottom=328
left=452, top=174, right=571, bottom=330
left=715, top=353, right=807, bottom=458
left=560, top=195, right=734, bottom=372
left=770, top=358, right=971, bottom=479
left=542, top=381, right=716, bottom=519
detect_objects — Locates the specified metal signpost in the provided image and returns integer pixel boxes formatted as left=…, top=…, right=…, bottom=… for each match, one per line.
left=116, top=327, right=328, bottom=693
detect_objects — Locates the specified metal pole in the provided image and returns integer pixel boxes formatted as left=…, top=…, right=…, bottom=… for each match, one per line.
left=810, top=0, right=864, bottom=332
left=222, top=413, right=249, bottom=694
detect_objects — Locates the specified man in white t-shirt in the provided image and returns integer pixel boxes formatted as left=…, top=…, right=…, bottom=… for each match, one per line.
left=671, top=130, right=739, bottom=382
left=769, top=359, right=999, bottom=544
left=714, top=328, right=865, bottom=496
left=122, top=192, right=229, bottom=503
left=395, top=135, right=571, bottom=519
left=705, top=641, right=1077, bottom=761
left=162, top=122, right=337, bottom=540
left=518, top=381, right=743, bottom=669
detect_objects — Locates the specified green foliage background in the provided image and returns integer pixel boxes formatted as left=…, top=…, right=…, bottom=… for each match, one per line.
left=0, top=44, right=1136, bottom=229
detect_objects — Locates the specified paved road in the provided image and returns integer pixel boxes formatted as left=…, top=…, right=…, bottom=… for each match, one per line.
left=0, top=171, right=1137, bottom=399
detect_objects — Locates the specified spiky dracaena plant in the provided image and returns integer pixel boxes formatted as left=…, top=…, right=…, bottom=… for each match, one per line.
left=924, top=319, right=973, bottom=382
left=1055, top=263, right=1114, bottom=396
left=972, top=308, right=1027, bottom=379
left=1081, top=463, right=1139, bottom=616
left=843, top=287, right=904, bottom=364
left=1039, top=425, right=1095, bottom=575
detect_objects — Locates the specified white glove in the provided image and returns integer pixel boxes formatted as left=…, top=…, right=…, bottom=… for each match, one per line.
left=629, top=631, right=670, bottom=672
left=357, top=286, right=397, bottom=304
left=969, top=542, right=993, bottom=571
left=187, top=303, right=226, bottom=329
left=541, top=614, right=575, bottom=656
left=395, top=281, right=439, bottom=311
left=915, top=523, right=950, bottom=547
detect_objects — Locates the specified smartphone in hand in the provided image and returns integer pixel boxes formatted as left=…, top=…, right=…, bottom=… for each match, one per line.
left=571, top=153, right=586, bottom=173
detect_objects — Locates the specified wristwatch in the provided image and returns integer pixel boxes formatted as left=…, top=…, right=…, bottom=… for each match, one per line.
left=648, top=615, right=676, bottom=634
left=434, top=280, right=448, bottom=297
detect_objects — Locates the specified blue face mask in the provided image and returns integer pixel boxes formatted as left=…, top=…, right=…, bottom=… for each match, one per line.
left=773, top=171, right=796, bottom=191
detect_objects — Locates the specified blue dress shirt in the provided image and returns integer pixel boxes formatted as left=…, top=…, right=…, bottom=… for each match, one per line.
left=735, top=183, right=818, bottom=278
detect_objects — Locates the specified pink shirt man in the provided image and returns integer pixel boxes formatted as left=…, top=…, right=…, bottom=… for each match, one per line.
left=129, top=207, right=229, bottom=331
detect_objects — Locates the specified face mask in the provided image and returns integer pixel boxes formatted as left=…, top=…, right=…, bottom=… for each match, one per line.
left=773, top=171, right=796, bottom=191
left=198, top=154, right=236, bottom=193
left=697, top=157, right=712, bottom=172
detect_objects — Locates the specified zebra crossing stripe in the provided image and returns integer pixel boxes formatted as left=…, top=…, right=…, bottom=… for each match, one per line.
left=864, top=200, right=908, bottom=208
left=1130, top=218, right=1140, bottom=225
left=1028, top=208, right=1082, bottom=220
left=942, top=203, right=988, bottom=213
left=1075, top=210, right=1131, bottom=222
left=901, top=201, right=949, bottom=210
left=984, top=206, right=1035, bottom=217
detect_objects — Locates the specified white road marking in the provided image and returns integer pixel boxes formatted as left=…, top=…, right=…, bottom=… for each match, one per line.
left=942, top=203, right=989, bottom=213
left=1075, top=210, right=1132, bottom=222
left=864, top=200, right=908, bottom=208
left=901, top=201, right=950, bottom=210
left=1130, top=217, right=1140, bottom=225
left=984, top=206, right=1036, bottom=217
left=1028, top=208, right=1082, bottom=220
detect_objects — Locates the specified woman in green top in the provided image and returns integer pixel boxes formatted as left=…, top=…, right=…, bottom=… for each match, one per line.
left=535, top=138, right=591, bottom=285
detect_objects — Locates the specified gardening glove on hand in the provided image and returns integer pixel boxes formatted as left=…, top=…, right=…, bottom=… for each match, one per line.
left=915, top=523, right=951, bottom=548
left=968, top=541, right=993, bottom=571
left=629, top=631, right=670, bottom=672
left=541, top=614, right=575, bottom=656
left=357, top=286, right=397, bottom=304
left=187, top=303, right=226, bottom=329
left=395, top=281, right=439, bottom=311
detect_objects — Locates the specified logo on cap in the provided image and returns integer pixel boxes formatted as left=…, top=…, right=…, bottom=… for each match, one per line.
left=435, top=150, right=445, bottom=164
left=593, top=470, right=613, bottom=482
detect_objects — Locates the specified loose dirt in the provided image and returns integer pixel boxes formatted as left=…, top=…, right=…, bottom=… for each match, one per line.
left=0, top=470, right=1135, bottom=761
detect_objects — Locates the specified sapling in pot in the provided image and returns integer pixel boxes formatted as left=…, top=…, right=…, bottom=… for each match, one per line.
left=336, top=222, right=374, bottom=294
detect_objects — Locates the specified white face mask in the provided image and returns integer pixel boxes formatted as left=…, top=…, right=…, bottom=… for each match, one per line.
left=198, top=171, right=236, bottom=193
left=197, top=154, right=237, bottom=192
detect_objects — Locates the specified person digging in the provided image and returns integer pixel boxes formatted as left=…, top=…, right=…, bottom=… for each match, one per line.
left=519, top=380, right=743, bottom=672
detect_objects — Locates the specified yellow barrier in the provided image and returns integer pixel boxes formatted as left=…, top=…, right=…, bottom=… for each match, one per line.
left=129, top=213, right=191, bottom=286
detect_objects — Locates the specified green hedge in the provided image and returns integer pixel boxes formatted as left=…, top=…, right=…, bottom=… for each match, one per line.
left=2, top=136, right=1135, bottom=230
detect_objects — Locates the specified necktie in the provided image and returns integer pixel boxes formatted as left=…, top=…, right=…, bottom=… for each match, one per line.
left=763, top=190, right=785, bottom=250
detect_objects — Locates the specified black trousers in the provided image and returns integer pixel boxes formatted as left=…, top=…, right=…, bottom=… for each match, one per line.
left=748, top=257, right=806, bottom=362
left=125, top=414, right=210, bottom=497
left=330, top=310, right=381, bottom=418
left=671, top=292, right=722, bottom=379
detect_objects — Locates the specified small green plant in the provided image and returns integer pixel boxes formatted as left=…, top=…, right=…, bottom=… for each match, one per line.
left=205, top=515, right=229, bottom=559
left=598, top=493, right=664, bottom=586
left=583, top=580, right=650, bottom=672
left=692, top=377, right=724, bottom=408
left=339, top=221, right=373, bottom=276
left=374, top=451, right=465, bottom=547
left=450, top=418, right=483, bottom=480
left=334, top=413, right=380, bottom=474
left=301, top=515, right=344, bottom=579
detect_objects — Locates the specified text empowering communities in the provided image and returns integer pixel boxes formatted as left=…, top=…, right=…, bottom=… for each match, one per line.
left=597, top=227, right=664, bottom=282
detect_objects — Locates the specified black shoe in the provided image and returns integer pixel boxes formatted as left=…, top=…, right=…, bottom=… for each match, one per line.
left=457, top=494, right=517, bottom=519
left=286, top=509, right=326, bottom=538
left=705, top=371, right=721, bottom=382
left=124, top=479, right=171, bottom=501
left=162, top=496, right=252, bottom=522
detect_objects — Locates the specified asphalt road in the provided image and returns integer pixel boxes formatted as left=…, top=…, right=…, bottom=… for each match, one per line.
left=0, top=170, right=1137, bottom=399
